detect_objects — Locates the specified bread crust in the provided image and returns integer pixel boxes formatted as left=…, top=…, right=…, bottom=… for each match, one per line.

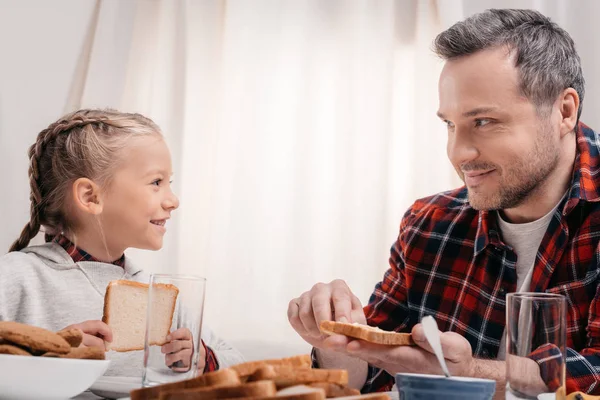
left=158, top=380, right=277, bottom=400
left=232, top=354, right=311, bottom=377
left=319, top=321, right=414, bottom=346
left=130, top=368, right=241, bottom=400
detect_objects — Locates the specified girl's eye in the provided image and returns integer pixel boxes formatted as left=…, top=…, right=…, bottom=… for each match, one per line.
left=475, top=119, right=491, bottom=127
left=152, top=179, right=162, bottom=186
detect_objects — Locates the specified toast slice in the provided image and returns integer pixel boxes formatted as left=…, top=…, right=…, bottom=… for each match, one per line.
left=130, top=368, right=241, bottom=400
left=319, top=321, right=414, bottom=346
left=307, top=383, right=360, bottom=398
left=232, top=354, right=311, bottom=377
left=103, top=280, right=179, bottom=352
left=159, top=380, right=277, bottom=400
left=246, top=366, right=348, bottom=389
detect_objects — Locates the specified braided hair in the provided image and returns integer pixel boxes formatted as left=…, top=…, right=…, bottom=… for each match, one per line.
left=9, top=109, right=160, bottom=252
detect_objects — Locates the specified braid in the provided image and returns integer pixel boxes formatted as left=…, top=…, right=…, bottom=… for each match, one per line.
left=8, top=113, right=109, bottom=252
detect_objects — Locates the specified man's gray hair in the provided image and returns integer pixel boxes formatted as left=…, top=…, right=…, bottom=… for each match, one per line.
left=434, top=9, right=585, bottom=121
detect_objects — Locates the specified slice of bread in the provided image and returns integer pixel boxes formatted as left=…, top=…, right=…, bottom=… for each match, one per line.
left=159, top=380, right=277, bottom=400
left=130, top=368, right=242, bottom=400
left=319, top=321, right=414, bottom=346
left=232, top=354, right=311, bottom=377
left=307, top=383, right=360, bottom=398
left=103, top=280, right=179, bottom=352
left=253, top=366, right=348, bottom=389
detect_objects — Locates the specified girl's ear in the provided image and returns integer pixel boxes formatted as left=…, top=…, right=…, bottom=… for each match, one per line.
left=72, top=178, right=104, bottom=215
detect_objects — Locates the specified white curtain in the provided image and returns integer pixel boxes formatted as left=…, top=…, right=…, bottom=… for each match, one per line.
left=68, top=0, right=460, bottom=360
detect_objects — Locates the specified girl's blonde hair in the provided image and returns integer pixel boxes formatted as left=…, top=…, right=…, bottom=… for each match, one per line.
left=9, top=109, right=162, bottom=252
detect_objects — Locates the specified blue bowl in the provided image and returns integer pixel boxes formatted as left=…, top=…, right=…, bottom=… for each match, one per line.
left=396, top=373, right=496, bottom=400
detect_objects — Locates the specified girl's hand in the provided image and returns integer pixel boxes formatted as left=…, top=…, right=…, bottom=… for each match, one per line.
left=161, top=328, right=194, bottom=372
left=61, top=320, right=112, bottom=350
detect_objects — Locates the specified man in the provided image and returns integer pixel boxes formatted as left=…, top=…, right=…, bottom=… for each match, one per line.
left=288, top=9, right=600, bottom=397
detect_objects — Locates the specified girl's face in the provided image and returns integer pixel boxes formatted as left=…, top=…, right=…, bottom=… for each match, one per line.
left=98, top=134, right=179, bottom=253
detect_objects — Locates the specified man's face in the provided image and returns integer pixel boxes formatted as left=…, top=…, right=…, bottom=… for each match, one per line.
left=438, top=47, right=561, bottom=211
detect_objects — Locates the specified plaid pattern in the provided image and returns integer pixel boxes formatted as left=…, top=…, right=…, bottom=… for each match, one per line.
left=316, top=123, right=600, bottom=395
left=54, top=235, right=220, bottom=372
left=53, top=235, right=126, bottom=267
left=202, top=339, right=219, bottom=373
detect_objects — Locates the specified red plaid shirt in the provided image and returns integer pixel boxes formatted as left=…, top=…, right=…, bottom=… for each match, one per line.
left=53, top=235, right=219, bottom=373
left=333, top=123, right=600, bottom=394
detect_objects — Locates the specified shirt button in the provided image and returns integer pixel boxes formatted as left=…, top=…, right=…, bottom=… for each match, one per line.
left=499, top=288, right=506, bottom=295
left=482, top=349, right=490, bottom=357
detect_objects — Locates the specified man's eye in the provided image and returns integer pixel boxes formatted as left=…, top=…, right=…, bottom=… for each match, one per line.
left=445, top=120, right=455, bottom=129
left=475, top=119, right=491, bottom=127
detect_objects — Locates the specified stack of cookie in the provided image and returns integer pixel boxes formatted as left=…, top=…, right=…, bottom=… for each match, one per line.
left=0, top=321, right=105, bottom=360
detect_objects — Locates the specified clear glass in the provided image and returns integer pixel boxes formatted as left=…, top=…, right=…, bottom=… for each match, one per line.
left=142, top=274, right=206, bottom=387
left=505, top=293, right=566, bottom=400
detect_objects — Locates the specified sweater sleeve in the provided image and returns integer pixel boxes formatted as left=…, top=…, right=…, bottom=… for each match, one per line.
left=200, top=325, right=245, bottom=368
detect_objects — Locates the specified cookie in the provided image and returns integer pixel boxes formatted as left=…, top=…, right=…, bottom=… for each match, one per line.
left=319, top=321, right=415, bottom=346
left=43, top=346, right=105, bottom=360
left=56, top=328, right=83, bottom=347
left=0, top=344, right=32, bottom=356
left=0, top=321, right=70, bottom=354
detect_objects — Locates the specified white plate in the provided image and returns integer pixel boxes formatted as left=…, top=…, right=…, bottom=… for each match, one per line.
left=0, top=354, right=110, bottom=400
left=89, top=376, right=141, bottom=399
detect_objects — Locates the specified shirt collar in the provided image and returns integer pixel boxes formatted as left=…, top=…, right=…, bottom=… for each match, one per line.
left=53, top=235, right=126, bottom=268
left=474, top=122, right=600, bottom=256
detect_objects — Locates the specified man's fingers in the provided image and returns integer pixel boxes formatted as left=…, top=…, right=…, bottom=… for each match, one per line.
left=410, top=324, right=435, bottom=353
left=330, top=280, right=355, bottom=323
left=346, top=339, right=437, bottom=371
left=440, top=331, right=472, bottom=362
left=287, top=298, right=307, bottom=335
left=322, top=334, right=353, bottom=352
left=312, top=291, right=333, bottom=326
left=298, top=292, right=320, bottom=336
left=411, top=325, right=471, bottom=363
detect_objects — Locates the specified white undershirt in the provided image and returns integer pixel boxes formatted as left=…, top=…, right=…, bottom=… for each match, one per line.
left=495, top=197, right=564, bottom=360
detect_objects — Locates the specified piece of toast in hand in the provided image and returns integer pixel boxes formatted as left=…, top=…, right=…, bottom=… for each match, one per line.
left=103, top=280, right=179, bottom=352
left=319, top=321, right=414, bottom=346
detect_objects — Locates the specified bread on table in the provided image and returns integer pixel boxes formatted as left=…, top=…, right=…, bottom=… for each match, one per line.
left=129, top=355, right=390, bottom=400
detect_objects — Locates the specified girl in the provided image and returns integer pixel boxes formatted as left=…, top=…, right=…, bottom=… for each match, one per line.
left=0, top=109, right=244, bottom=376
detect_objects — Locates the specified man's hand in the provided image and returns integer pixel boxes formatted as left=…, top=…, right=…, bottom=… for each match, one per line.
left=62, top=320, right=112, bottom=350
left=161, top=328, right=195, bottom=372
left=342, top=323, right=475, bottom=377
left=287, top=279, right=367, bottom=350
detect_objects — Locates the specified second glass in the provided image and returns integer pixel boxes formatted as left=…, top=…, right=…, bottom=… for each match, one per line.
left=505, top=292, right=566, bottom=400
left=142, top=274, right=207, bottom=387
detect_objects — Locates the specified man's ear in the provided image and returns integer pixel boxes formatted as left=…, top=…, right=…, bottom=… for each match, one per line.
left=71, top=178, right=104, bottom=215
left=558, top=87, right=580, bottom=137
